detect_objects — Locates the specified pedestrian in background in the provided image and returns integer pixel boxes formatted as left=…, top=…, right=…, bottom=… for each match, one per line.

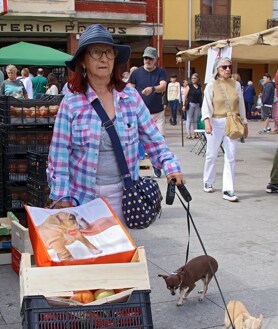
left=167, top=73, right=181, bottom=126
left=266, top=148, right=278, bottom=193
left=0, top=64, right=28, bottom=99
left=45, top=72, right=59, bottom=95
left=129, top=46, right=168, bottom=178
left=32, top=67, right=47, bottom=99
left=259, top=73, right=275, bottom=133
left=201, top=57, right=248, bottom=202
left=180, top=79, right=188, bottom=125
left=183, top=73, right=202, bottom=139
left=271, top=70, right=278, bottom=133
left=0, top=69, right=4, bottom=86
left=20, top=67, right=33, bottom=99
left=243, top=80, right=256, bottom=120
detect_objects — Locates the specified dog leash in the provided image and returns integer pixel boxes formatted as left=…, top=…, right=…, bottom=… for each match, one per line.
left=172, top=185, right=236, bottom=329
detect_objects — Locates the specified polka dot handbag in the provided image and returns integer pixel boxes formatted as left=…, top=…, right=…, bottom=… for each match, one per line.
left=122, top=176, right=163, bottom=229
left=92, top=98, right=162, bottom=229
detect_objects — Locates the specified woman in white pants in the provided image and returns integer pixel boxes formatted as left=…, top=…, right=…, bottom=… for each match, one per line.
left=201, top=57, right=248, bottom=202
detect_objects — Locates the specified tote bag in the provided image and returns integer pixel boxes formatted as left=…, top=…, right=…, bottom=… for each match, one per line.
left=25, top=198, right=136, bottom=267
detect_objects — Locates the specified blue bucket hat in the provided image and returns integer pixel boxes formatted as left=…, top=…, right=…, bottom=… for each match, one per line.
left=65, top=24, right=131, bottom=71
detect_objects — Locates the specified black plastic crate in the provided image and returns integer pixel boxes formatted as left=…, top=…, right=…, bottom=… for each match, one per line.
left=21, top=290, right=153, bottom=329
left=1, top=127, right=52, bottom=153
left=0, top=95, right=63, bottom=125
left=27, top=178, right=51, bottom=208
left=5, top=183, right=27, bottom=209
left=27, top=152, right=48, bottom=182
left=10, top=208, right=28, bottom=228
left=3, top=154, right=28, bottom=181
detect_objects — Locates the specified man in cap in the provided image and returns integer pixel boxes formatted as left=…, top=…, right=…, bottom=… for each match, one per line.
left=129, top=46, right=168, bottom=178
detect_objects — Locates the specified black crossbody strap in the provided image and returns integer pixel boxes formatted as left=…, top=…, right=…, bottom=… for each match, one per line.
left=91, top=98, right=133, bottom=189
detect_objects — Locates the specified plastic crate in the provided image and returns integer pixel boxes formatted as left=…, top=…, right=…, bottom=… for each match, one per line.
left=27, top=178, right=51, bottom=207
left=21, top=290, right=153, bottom=329
left=5, top=183, right=27, bottom=209
left=27, top=152, right=48, bottom=182
left=1, top=127, right=52, bottom=153
left=3, top=155, right=28, bottom=182
left=0, top=95, right=63, bottom=125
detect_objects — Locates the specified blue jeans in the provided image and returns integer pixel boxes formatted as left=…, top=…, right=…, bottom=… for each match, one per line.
left=168, top=100, right=179, bottom=124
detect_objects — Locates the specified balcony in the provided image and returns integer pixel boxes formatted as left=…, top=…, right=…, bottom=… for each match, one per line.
left=267, top=19, right=278, bottom=29
left=195, top=14, right=241, bottom=41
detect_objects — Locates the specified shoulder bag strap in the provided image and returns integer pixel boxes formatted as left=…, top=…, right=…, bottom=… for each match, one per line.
left=91, top=98, right=133, bottom=189
left=215, top=80, right=232, bottom=113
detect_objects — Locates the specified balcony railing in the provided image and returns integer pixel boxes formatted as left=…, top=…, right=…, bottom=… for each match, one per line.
left=195, top=14, right=241, bottom=41
left=267, top=19, right=278, bottom=29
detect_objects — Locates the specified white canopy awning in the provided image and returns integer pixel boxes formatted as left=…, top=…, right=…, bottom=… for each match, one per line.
left=176, top=26, right=278, bottom=64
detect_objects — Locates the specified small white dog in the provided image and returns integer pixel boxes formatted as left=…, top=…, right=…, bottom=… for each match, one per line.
left=224, top=300, right=263, bottom=329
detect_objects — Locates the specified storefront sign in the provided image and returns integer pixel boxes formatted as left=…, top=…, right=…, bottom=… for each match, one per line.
left=0, top=21, right=157, bottom=35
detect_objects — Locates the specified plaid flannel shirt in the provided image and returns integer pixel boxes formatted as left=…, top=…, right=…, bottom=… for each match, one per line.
left=47, top=84, right=181, bottom=204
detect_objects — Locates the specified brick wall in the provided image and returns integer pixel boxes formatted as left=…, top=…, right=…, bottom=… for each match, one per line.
left=67, top=0, right=163, bottom=66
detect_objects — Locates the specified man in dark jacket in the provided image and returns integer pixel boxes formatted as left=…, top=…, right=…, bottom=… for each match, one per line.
left=260, top=73, right=275, bottom=133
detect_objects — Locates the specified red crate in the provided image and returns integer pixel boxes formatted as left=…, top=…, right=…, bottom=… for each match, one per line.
left=11, top=246, right=21, bottom=275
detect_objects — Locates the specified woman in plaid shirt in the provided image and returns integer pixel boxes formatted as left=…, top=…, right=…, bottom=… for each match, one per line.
left=47, top=24, right=184, bottom=222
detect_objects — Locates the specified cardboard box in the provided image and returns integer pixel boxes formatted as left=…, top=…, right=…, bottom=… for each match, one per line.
left=20, top=246, right=150, bottom=304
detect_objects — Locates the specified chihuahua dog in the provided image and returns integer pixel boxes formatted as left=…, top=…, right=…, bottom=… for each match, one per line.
left=224, top=300, right=263, bottom=329
left=158, top=255, right=218, bottom=306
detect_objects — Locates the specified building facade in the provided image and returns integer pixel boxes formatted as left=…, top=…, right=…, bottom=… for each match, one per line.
left=163, top=0, right=278, bottom=90
left=0, top=0, right=163, bottom=74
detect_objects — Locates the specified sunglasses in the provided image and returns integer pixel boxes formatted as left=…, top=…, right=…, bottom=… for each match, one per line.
left=144, top=57, right=154, bottom=61
left=219, top=65, right=232, bottom=70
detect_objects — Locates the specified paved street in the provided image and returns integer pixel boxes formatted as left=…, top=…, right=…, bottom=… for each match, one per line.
left=0, top=119, right=277, bottom=329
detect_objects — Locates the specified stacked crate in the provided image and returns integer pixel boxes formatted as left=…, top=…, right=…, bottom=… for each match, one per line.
left=27, top=152, right=51, bottom=208
left=0, top=95, right=63, bottom=225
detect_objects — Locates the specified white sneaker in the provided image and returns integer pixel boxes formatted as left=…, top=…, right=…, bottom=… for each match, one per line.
left=204, top=183, right=214, bottom=193
left=223, top=191, right=238, bottom=202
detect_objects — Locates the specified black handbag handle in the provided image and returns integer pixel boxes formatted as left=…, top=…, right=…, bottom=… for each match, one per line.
left=91, top=98, right=133, bottom=189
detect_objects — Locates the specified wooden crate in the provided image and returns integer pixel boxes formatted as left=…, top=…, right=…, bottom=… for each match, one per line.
left=11, top=215, right=33, bottom=255
left=20, top=246, right=150, bottom=304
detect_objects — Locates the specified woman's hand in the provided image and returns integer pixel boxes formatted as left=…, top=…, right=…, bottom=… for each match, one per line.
left=166, top=172, right=184, bottom=185
left=244, top=124, right=248, bottom=138
left=204, top=119, right=212, bottom=134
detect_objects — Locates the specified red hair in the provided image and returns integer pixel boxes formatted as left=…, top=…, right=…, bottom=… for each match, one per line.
left=68, top=51, right=126, bottom=94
